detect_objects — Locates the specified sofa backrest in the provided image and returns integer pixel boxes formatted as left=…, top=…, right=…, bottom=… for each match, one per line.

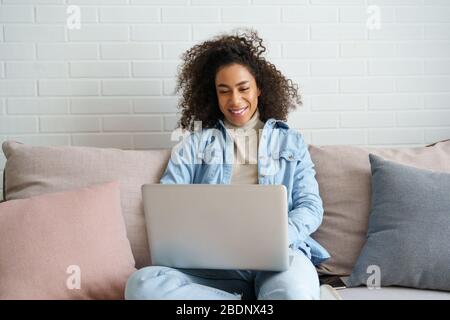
left=310, top=139, right=450, bottom=275
left=2, top=139, right=450, bottom=274
left=2, top=141, right=170, bottom=269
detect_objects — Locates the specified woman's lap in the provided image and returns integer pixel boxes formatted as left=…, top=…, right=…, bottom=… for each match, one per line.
left=125, top=250, right=320, bottom=300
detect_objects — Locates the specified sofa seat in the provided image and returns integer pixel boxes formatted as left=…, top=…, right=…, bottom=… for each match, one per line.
left=336, top=277, right=450, bottom=300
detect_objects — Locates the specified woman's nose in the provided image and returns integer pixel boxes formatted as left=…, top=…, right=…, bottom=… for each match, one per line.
left=229, top=91, right=242, bottom=106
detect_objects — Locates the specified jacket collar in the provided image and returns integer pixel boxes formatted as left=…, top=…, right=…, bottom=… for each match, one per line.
left=216, top=117, right=290, bottom=130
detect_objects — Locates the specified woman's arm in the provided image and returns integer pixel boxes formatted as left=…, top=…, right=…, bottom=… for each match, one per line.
left=287, top=138, right=324, bottom=247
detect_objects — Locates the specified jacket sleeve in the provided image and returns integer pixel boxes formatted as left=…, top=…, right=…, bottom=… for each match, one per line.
left=159, top=133, right=199, bottom=185
left=287, top=136, right=324, bottom=247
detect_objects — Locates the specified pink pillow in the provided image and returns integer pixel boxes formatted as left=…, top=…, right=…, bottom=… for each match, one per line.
left=0, top=181, right=136, bottom=300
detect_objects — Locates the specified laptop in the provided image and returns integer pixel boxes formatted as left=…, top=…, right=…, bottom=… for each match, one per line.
left=141, top=184, right=291, bottom=272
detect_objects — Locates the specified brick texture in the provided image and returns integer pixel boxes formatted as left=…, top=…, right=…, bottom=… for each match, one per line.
left=1, top=1, right=450, bottom=198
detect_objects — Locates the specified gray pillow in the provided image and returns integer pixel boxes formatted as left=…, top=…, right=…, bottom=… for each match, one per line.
left=348, top=154, right=450, bottom=291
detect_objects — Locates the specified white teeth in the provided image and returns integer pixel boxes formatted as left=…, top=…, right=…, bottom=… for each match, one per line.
left=229, top=107, right=247, bottom=115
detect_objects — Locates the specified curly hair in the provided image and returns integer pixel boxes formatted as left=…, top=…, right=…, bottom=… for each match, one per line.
left=175, top=28, right=302, bottom=131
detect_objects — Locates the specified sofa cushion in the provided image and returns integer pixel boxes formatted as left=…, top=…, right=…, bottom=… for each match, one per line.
left=326, top=276, right=450, bottom=300
left=309, top=140, right=450, bottom=276
left=347, top=155, right=450, bottom=291
left=339, top=277, right=450, bottom=300
left=0, top=181, right=136, bottom=299
left=2, top=141, right=171, bottom=269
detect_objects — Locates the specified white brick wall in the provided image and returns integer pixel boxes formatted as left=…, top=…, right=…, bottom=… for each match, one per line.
left=1, top=0, right=450, bottom=198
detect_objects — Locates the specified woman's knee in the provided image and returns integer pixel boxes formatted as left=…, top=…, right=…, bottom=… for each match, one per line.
left=289, top=253, right=321, bottom=299
left=259, top=286, right=320, bottom=300
left=256, top=252, right=321, bottom=300
left=125, top=266, right=189, bottom=300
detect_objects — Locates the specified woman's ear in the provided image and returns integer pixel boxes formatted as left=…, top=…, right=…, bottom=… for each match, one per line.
left=257, top=88, right=261, bottom=97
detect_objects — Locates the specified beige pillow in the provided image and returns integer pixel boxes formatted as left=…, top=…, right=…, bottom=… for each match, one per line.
left=309, top=139, right=450, bottom=276
left=0, top=181, right=136, bottom=299
left=2, top=141, right=171, bottom=269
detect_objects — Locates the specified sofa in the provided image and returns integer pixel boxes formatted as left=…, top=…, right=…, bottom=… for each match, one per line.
left=1, top=138, right=450, bottom=300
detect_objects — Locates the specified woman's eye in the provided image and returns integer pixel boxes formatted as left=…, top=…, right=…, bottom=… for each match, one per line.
left=240, top=88, right=249, bottom=91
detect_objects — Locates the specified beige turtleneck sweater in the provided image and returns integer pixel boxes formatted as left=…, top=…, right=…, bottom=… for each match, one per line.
left=223, top=109, right=264, bottom=184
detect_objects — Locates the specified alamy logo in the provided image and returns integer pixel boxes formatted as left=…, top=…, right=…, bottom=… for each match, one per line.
left=366, top=265, right=381, bottom=290
left=66, top=265, right=81, bottom=290
left=168, top=122, right=285, bottom=168
left=367, top=5, right=381, bottom=30
left=67, top=5, right=81, bottom=30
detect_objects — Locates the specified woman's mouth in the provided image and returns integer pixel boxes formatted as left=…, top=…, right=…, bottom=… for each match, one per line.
left=228, top=106, right=248, bottom=116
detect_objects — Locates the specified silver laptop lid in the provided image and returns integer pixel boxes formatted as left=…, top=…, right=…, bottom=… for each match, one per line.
left=142, top=184, right=289, bottom=271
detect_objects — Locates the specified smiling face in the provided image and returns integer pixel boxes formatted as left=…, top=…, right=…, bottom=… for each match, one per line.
left=215, top=63, right=261, bottom=127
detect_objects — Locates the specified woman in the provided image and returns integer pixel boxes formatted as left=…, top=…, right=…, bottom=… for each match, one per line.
left=125, top=29, right=330, bottom=300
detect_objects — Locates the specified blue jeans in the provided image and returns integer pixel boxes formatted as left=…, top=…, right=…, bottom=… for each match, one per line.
left=125, top=250, right=320, bottom=300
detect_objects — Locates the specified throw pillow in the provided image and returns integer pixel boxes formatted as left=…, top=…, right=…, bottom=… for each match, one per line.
left=309, top=140, right=450, bottom=276
left=2, top=141, right=171, bottom=268
left=347, top=154, right=450, bottom=291
left=0, top=181, right=136, bottom=299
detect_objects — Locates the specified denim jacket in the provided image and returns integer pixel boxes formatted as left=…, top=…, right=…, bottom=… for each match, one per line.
left=160, top=118, right=330, bottom=266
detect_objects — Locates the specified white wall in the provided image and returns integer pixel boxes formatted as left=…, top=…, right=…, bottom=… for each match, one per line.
left=1, top=0, right=450, bottom=195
